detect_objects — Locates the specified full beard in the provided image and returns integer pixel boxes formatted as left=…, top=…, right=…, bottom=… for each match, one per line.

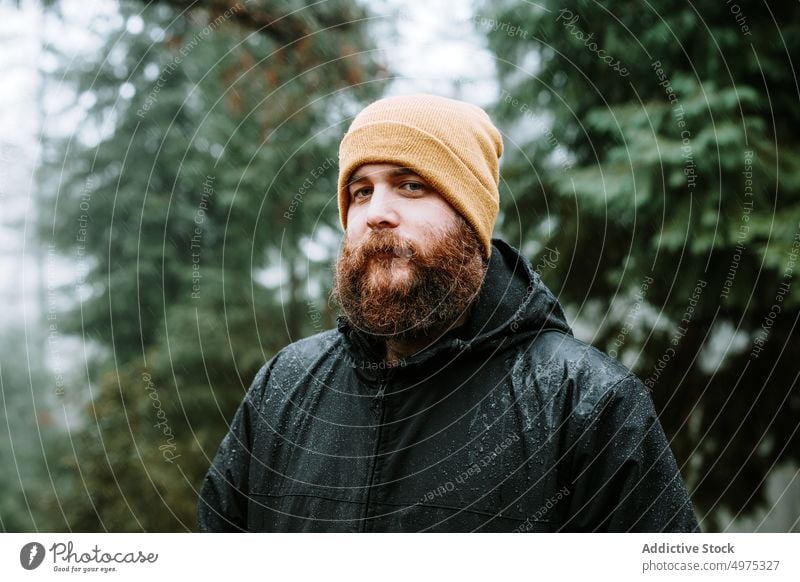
left=332, top=217, right=487, bottom=342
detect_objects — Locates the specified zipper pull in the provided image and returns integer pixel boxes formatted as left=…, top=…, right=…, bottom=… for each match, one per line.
left=373, top=368, right=392, bottom=409
left=370, top=381, right=386, bottom=415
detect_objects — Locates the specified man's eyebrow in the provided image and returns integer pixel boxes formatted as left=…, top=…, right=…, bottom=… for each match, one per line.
left=347, top=172, right=367, bottom=186
left=389, top=167, right=418, bottom=178
left=348, top=167, right=420, bottom=186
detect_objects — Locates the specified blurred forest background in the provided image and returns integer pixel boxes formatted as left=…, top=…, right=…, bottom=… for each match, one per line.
left=1, top=0, right=798, bottom=532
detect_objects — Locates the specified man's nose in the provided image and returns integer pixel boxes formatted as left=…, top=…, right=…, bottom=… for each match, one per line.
left=365, top=187, right=400, bottom=230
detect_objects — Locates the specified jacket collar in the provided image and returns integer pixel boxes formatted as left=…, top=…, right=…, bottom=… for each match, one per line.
left=336, top=238, right=572, bottom=373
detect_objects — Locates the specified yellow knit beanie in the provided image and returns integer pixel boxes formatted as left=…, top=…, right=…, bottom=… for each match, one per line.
left=337, top=94, right=504, bottom=258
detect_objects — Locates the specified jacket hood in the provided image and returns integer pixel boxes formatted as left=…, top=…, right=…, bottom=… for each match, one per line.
left=337, top=238, right=573, bottom=370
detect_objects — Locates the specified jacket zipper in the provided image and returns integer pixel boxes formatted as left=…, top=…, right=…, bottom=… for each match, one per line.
left=361, top=373, right=388, bottom=532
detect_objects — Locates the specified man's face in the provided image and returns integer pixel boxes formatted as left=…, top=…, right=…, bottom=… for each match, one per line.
left=333, top=163, right=486, bottom=342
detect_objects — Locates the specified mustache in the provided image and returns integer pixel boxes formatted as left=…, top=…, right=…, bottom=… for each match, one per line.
left=333, top=217, right=486, bottom=341
left=347, top=231, right=419, bottom=262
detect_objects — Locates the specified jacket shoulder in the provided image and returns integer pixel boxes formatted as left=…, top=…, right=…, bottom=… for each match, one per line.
left=278, top=329, right=342, bottom=362
left=260, top=329, right=343, bottom=378
left=523, top=330, right=647, bottom=416
left=243, top=329, right=344, bottom=407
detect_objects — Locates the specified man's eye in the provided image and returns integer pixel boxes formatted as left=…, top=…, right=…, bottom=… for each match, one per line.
left=401, top=182, right=425, bottom=193
left=352, top=187, right=372, bottom=199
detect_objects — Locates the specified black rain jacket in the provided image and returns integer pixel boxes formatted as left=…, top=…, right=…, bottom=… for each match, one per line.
left=198, top=239, right=700, bottom=532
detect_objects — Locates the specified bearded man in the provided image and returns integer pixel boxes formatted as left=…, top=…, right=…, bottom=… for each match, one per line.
left=198, top=94, right=699, bottom=532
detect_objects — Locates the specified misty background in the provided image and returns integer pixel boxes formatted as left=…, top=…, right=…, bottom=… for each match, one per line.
left=1, top=0, right=799, bottom=532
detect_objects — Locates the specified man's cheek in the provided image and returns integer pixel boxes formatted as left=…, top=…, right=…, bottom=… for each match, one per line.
left=343, top=227, right=362, bottom=248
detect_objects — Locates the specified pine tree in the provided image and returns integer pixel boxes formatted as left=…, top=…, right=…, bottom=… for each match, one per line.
left=480, top=0, right=800, bottom=528
left=39, top=0, right=386, bottom=531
